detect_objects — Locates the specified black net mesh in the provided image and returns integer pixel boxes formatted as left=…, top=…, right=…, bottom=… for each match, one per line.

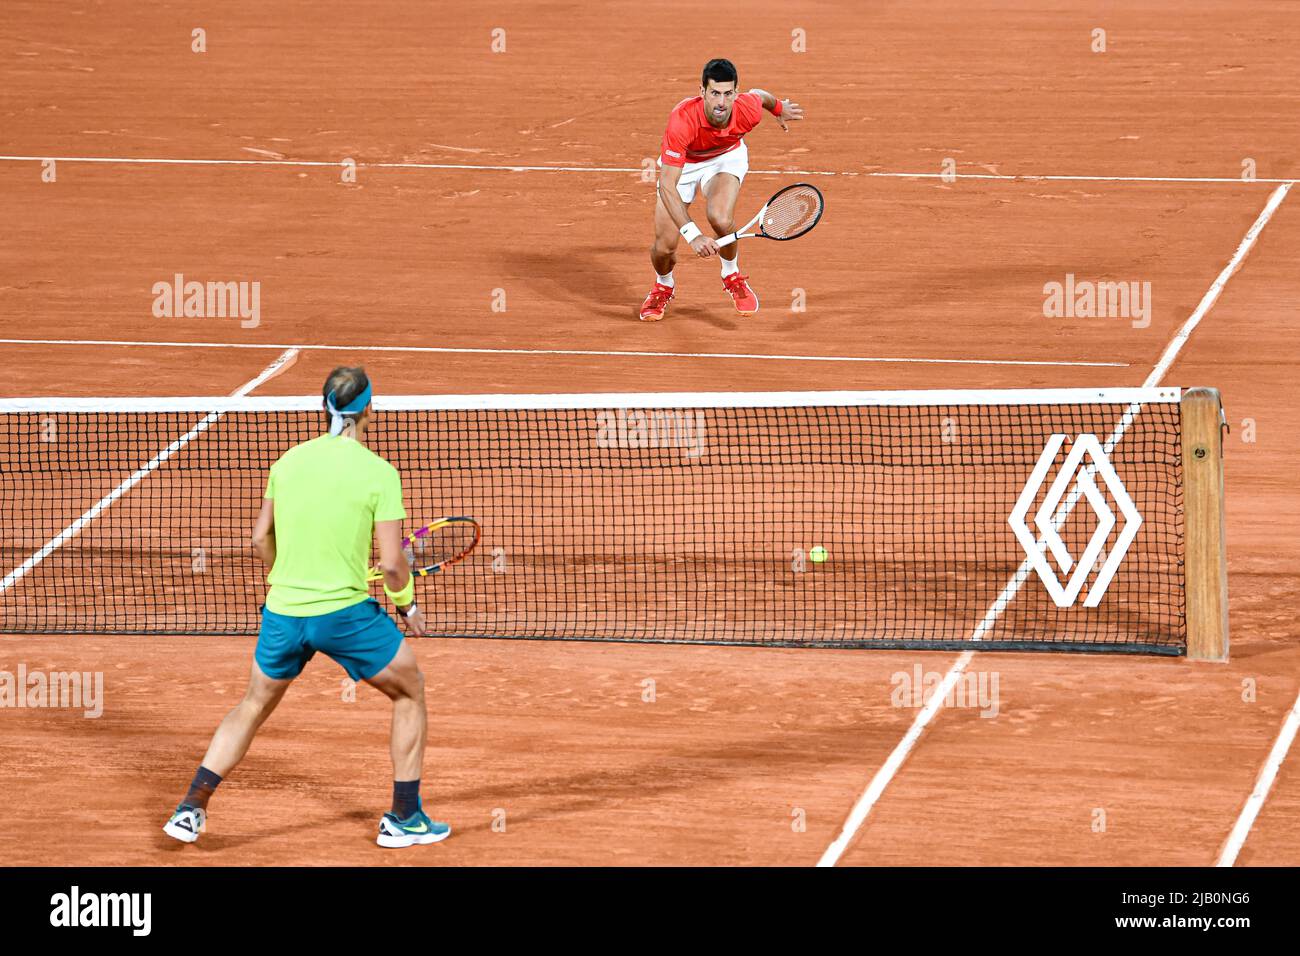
left=0, top=396, right=1185, bottom=653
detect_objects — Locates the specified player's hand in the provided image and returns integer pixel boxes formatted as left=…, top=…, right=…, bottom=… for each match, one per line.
left=690, top=234, right=720, bottom=258
left=402, top=606, right=428, bottom=637
left=775, top=99, right=804, bottom=131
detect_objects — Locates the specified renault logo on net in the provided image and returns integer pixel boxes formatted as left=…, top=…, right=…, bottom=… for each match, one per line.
left=1008, top=433, right=1142, bottom=608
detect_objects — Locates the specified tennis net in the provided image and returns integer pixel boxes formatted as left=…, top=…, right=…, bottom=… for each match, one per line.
left=0, top=388, right=1194, bottom=653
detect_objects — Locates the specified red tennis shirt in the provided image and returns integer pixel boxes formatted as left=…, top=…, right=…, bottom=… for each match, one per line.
left=659, top=92, right=764, bottom=167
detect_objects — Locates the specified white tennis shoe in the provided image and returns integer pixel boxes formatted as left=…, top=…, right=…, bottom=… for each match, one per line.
left=163, top=805, right=206, bottom=844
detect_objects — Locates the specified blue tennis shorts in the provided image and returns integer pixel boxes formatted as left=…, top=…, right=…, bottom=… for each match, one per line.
left=254, top=598, right=403, bottom=682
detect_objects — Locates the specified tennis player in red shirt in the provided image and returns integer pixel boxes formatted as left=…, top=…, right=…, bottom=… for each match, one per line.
left=640, top=58, right=804, bottom=322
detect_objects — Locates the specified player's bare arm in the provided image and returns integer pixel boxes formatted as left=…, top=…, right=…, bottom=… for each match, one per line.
left=747, top=88, right=805, bottom=130
left=251, top=498, right=276, bottom=567
left=377, top=518, right=427, bottom=636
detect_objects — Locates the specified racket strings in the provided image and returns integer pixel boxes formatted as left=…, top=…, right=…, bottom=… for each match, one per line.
left=761, top=185, right=823, bottom=239
left=409, top=521, right=479, bottom=570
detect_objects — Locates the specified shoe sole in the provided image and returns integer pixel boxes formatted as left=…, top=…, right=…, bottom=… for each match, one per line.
left=163, top=821, right=200, bottom=844
left=377, top=827, right=452, bottom=848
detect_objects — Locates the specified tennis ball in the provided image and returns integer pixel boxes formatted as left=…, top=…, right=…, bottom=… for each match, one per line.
left=809, top=546, right=828, bottom=563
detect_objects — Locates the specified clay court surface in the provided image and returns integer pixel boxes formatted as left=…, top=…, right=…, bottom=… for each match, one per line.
left=1, top=0, right=1298, bottom=865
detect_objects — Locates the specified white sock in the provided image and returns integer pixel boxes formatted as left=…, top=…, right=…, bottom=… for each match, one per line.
left=720, top=256, right=739, bottom=277
left=655, top=272, right=675, bottom=288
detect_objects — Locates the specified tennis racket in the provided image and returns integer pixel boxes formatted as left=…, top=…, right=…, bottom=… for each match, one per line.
left=714, top=182, right=824, bottom=247
left=366, top=516, right=482, bottom=581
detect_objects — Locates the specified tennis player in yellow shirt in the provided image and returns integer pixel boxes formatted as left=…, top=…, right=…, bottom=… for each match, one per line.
left=164, top=366, right=450, bottom=849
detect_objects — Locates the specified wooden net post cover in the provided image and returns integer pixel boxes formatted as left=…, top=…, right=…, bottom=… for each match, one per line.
left=1181, top=387, right=1229, bottom=660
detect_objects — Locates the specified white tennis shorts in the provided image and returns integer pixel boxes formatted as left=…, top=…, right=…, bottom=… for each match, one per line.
left=664, top=141, right=749, bottom=204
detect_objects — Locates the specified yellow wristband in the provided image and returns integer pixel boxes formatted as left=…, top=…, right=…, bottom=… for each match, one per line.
left=384, top=576, right=415, bottom=607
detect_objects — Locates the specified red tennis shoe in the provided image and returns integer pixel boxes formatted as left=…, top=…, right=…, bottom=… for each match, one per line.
left=722, top=272, right=759, bottom=315
left=639, top=282, right=675, bottom=322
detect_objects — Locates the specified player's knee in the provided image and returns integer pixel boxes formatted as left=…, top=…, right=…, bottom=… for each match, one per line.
left=396, top=667, right=425, bottom=701
left=708, top=215, right=734, bottom=236
left=245, top=678, right=282, bottom=710
left=245, top=688, right=280, bottom=719
left=651, top=238, right=677, bottom=259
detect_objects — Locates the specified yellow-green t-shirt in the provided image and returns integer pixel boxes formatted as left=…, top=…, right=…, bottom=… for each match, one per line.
left=263, top=434, right=406, bottom=616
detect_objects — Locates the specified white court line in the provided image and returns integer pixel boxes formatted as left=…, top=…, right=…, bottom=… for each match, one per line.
left=0, top=338, right=1129, bottom=369
left=817, top=181, right=1294, bottom=868
left=817, top=650, right=975, bottom=868
left=0, top=348, right=298, bottom=595
left=862, top=172, right=1297, bottom=186
left=1148, top=182, right=1293, bottom=384
left=1217, top=685, right=1300, bottom=866
left=0, top=154, right=1295, bottom=185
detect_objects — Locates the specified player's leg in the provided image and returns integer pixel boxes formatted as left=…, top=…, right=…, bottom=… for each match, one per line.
left=364, top=640, right=427, bottom=787
left=704, top=169, right=759, bottom=315
left=703, top=171, right=741, bottom=269
left=164, top=662, right=293, bottom=843
left=164, top=609, right=303, bottom=843
left=650, top=191, right=681, bottom=280
left=200, top=661, right=294, bottom=775
left=355, top=601, right=449, bottom=847
left=641, top=191, right=684, bottom=321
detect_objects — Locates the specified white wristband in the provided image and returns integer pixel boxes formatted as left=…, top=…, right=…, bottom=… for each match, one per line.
left=679, top=222, right=703, bottom=243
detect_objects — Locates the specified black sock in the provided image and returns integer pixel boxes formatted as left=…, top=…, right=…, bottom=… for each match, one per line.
left=182, top=766, right=223, bottom=811
left=392, top=780, right=421, bottom=819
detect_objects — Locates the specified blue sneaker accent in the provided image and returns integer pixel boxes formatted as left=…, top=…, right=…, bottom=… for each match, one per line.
left=376, top=808, right=451, bottom=848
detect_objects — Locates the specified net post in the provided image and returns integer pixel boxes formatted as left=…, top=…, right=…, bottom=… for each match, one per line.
left=1181, top=387, right=1229, bottom=661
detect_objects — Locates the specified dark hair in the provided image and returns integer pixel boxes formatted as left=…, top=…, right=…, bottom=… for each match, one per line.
left=321, top=365, right=371, bottom=427
left=701, top=58, right=738, bottom=90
